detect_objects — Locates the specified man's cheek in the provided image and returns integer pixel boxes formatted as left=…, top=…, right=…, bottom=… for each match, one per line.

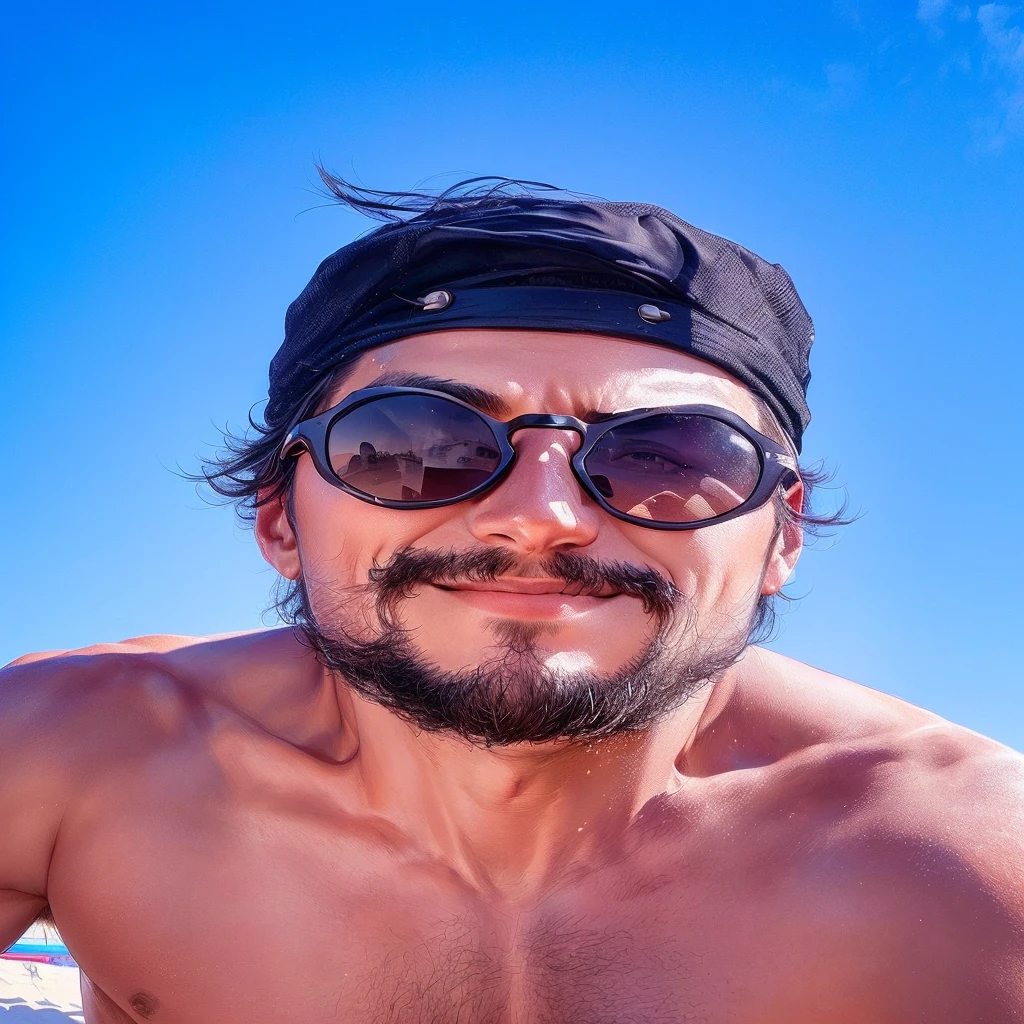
left=673, top=519, right=773, bottom=596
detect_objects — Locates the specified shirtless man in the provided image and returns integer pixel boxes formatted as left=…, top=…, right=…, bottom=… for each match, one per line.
left=3, top=179, right=1023, bottom=1023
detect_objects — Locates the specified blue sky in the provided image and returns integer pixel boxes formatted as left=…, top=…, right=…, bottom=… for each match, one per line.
left=2, top=1, right=1022, bottom=750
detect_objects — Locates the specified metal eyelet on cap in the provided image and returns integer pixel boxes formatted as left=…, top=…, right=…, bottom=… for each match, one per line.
left=638, top=303, right=671, bottom=324
left=418, top=289, right=453, bottom=312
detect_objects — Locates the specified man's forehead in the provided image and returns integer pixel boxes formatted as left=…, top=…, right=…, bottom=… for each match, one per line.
left=338, top=328, right=763, bottom=420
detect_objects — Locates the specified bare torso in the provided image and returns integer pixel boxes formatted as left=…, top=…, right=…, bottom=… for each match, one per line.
left=4, top=630, right=1023, bottom=1023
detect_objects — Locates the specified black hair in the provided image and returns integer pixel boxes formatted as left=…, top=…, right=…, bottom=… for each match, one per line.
left=311, top=166, right=593, bottom=222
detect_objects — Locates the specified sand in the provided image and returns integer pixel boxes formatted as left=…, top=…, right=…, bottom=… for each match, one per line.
left=1, top=927, right=83, bottom=1022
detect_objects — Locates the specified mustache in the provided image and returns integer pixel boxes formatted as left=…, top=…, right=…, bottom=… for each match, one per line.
left=366, top=546, right=682, bottom=629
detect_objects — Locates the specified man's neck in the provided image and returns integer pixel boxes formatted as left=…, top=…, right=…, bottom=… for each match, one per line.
left=334, top=669, right=730, bottom=901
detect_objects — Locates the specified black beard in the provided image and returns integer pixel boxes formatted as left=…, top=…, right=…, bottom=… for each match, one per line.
left=298, top=546, right=754, bottom=748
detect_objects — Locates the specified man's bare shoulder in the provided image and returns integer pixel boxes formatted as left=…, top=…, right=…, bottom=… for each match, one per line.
left=733, top=646, right=1024, bottom=866
left=0, top=636, right=228, bottom=915
left=725, top=649, right=1024, bottom=1012
left=2, top=628, right=333, bottom=761
left=4, top=628, right=291, bottom=667
left=2, top=635, right=214, bottom=761
left=724, top=646, right=943, bottom=748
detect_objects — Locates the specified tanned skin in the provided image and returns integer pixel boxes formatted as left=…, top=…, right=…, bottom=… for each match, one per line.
left=3, top=331, right=1023, bottom=1023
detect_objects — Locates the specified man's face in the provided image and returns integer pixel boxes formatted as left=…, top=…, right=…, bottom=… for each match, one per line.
left=257, top=330, right=802, bottom=744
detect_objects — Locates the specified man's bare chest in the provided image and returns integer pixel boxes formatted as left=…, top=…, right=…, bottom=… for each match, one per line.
left=46, top=781, right=816, bottom=1024
left=71, top=884, right=745, bottom=1024
left=46, top=745, right=906, bottom=1024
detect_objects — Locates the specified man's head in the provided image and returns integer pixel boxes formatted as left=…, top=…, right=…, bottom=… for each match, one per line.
left=204, top=175, right=835, bottom=747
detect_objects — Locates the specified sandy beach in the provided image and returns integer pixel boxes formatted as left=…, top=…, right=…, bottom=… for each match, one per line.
left=1, top=928, right=83, bottom=1023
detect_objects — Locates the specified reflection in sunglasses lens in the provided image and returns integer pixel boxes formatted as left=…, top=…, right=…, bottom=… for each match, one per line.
left=328, top=395, right=503, bottom=502
left=584, top=414, right=761, bottom=523
left=327, top=398, right=761, bottom=525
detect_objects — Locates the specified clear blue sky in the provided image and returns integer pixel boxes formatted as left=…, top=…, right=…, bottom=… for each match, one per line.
left=2, top=1, right=1022, bottom=750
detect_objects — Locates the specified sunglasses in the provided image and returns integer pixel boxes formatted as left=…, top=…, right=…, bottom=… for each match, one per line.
left=280, top=386, right=799, bottom=530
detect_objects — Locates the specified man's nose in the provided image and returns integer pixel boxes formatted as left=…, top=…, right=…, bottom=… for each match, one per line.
left=464, top=428, right=601, bottom=555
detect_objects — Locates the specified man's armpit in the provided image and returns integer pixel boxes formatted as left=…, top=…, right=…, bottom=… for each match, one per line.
left=0, top=889, right=49, bottom=952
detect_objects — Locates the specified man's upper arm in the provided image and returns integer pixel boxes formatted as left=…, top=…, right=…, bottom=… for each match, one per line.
left=0, top=657, right=79, bottom=944
left=1, top=642, right=196, bottom=949
left=0, top=649, right=158, bottom=947
left=955, top=744, right=1024, bottom=1013
left=886, top=731, right=1024, bottom=1016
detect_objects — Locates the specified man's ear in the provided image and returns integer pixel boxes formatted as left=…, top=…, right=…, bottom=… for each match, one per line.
left=761, top=479, right=804, bottom=596
left=254, top=488, right=302, bottom=580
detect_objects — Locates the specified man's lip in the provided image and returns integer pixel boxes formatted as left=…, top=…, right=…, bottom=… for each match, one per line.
left=435, top=577, right=620, bottom=598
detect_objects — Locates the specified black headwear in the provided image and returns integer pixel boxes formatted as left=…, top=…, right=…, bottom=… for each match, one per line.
left=269, top=195, right=814, bottom=450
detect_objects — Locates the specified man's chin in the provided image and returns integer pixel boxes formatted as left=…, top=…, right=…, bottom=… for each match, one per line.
left=300, top=610, right=751, bottom=747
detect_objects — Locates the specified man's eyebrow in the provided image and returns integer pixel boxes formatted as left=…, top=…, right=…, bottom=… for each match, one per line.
left=364, top=372, right=512, bottom=417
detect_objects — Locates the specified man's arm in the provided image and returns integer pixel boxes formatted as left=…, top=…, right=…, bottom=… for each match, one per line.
left=843, top=726, right=1024, bottom=1018
left=928, top=737, right=1024, bottom=1016
left=1, top=639, right=206, bottom=949
left=0, top=657, right=77, bottom=948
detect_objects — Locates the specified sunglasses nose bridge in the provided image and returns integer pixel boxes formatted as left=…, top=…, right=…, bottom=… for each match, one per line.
left=496, top=420, right=592, bottom=513
left=504, top=413, right=587, bottom=451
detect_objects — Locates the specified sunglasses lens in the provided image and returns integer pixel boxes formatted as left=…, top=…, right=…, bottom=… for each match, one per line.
left=583, top=414, right=762, bottom=524
left=327, top=394, right=503, bottom=502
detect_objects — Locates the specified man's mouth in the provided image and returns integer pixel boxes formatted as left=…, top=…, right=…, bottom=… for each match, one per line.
left=438, top=576, right=620, bottom=597
left=367, top=547, right=679, bottom=623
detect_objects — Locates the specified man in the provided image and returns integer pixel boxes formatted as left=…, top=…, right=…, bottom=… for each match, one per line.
left=2, top=177, right=1022, bottom=1023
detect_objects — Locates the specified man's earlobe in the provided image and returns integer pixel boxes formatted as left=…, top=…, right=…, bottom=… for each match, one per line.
left=254, top=489, right=302, bottom=580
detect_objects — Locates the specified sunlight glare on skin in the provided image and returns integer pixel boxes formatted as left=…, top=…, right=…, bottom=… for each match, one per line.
left=619, top=367, right=747, bottom=410
left=548, top=501, right=578, bottom=528
left=543, top=649, right=598, bottom=674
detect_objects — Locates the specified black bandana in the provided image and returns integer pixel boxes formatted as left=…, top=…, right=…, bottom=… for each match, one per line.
left=269, top=197, right=813, bottom=450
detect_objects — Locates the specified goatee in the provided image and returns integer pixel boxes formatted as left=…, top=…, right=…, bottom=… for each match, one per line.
left=297, top=547, right=754, bottom=747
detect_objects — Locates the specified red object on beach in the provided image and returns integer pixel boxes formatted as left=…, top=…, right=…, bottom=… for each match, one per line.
left=2, top=945, right=78, bottom=967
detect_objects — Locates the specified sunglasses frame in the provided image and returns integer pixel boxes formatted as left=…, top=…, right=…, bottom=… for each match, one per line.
left=280, top=385, right=799, bottom=530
